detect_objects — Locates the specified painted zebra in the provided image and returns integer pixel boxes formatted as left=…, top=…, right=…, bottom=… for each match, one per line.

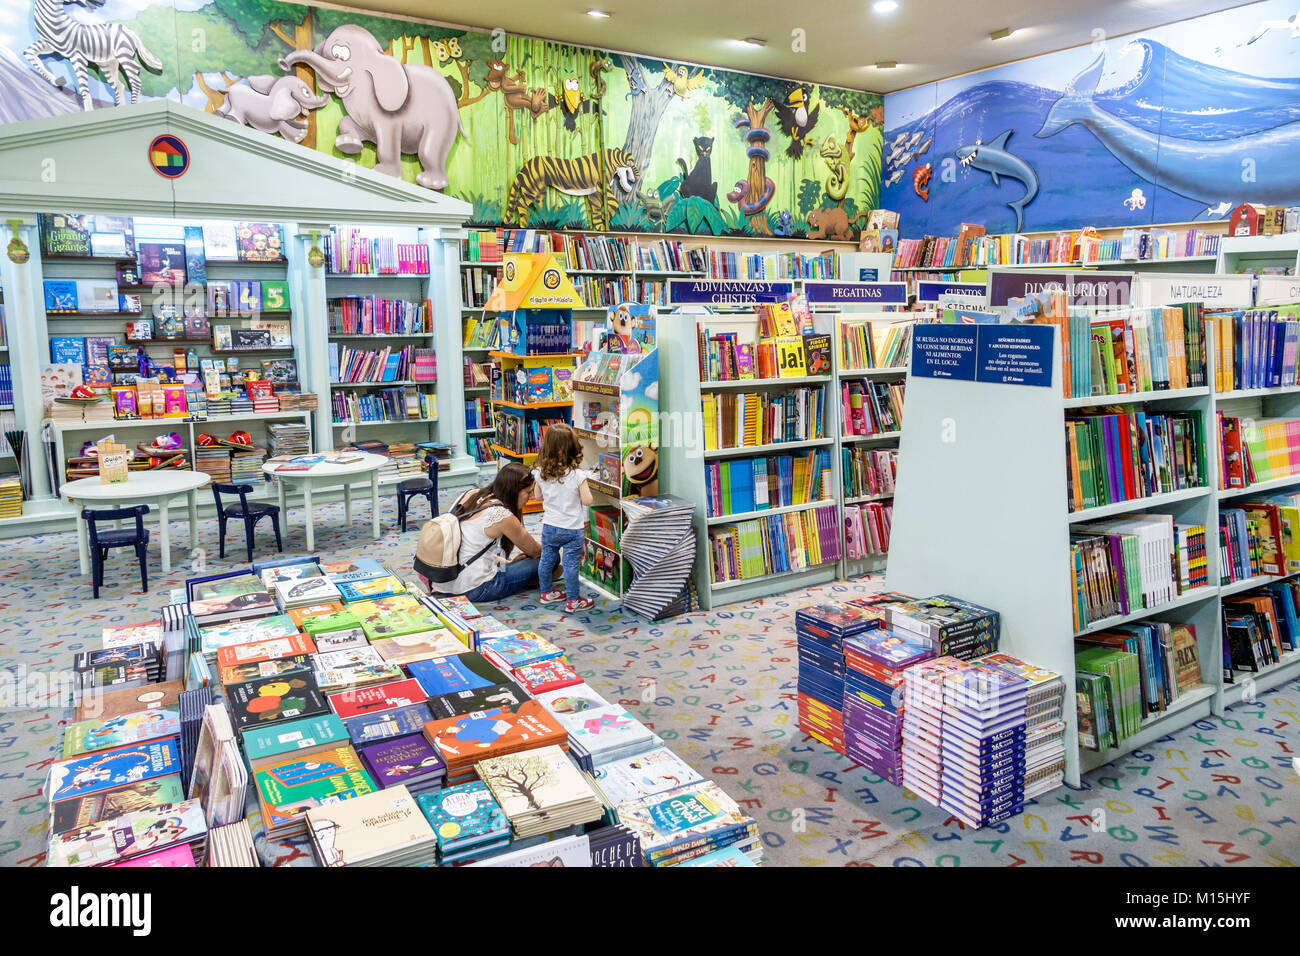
left=23, top=0, right=162, bottom=111
left=506, top=148, right=639, bottom=230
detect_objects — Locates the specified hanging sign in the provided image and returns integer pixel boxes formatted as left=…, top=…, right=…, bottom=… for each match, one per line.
left=911, top=324, right=978, bottom=381
left=974, top=323, right=1055, bottom=388
left=148, top=134, right=190, bottom=179
left=803, top=280, right=907, bottom=305
left=988, top=270, right=1131, bottom=307
left=667, top=279, right=793, bottom=304
left=1131, top=273, right=1254, bottom=308
left=918, top=280, right=986, bottom=302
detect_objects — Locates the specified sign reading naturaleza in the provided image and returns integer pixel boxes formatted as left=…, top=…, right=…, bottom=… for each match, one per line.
left=667, top=280, right=793, bottom=304
left=803, top=281, right=907, bottom=305
left=974, top=324, right=1055, bottom=388
left=911, top=324, right=978, bottom=381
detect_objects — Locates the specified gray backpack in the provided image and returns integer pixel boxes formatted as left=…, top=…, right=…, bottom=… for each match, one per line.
left=414, top=498, right=499, bottom=584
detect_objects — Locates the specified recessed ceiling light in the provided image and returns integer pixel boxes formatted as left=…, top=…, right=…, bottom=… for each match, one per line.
left=874, top=60, right=898, bottom=69
left=741, top=37, right=767, bottom=47
left=989, top=27, right=1015, bottom=40
left=872, top=0, right=899, bottom=13
left=587, top=8, right=611, bottom=17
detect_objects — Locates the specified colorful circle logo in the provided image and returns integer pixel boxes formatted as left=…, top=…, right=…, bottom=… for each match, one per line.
left=504, top=260, right=516, bottom=282
left=543, top=269, right=561, bottom=290
left=148, top=134, right=189, bottom=179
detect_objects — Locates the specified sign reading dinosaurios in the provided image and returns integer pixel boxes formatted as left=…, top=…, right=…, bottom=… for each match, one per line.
left=2, top=0, right=883, bottom=241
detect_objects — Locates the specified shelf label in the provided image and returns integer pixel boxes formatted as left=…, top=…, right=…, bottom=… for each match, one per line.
left=667, top=279, right=793, bottom=304
left=974, top=324, right=1055, bottom=388
left=1256, top=274, right=1300, bottom=306
left=911, top=324, right=978, bottom=381
left=917, top=281, right=986, bottom=302
left=803, top=281, right=907, bottom=305
left=1131, top=273, right=1253, bottom=308
left=988, top=270, right=1131, bottom=307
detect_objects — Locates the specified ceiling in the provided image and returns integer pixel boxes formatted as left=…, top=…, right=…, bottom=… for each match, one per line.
left=323, top=0, right=1257, bottom=92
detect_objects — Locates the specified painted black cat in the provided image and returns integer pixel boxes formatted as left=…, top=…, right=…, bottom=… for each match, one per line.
left=676, top=136, right=717, bottom=205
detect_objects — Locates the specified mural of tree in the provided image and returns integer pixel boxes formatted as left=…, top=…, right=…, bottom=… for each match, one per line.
left=615, top=55, right=676, bottom=202
left=706, top=70, right=791, bottom=236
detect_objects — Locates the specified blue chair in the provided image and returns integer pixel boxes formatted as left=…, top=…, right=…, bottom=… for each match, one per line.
left=212, top=482, right=283, bottom=562
left=397, top=454, right=440, bottom=532
left=82, top=506, right=150, bottom=599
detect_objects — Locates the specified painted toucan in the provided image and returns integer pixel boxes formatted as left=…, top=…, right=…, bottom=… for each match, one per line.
left=775, top=87, right=821, bottom=158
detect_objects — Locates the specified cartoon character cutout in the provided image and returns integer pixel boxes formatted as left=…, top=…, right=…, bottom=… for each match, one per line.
left=607, top=303, right=643, bottom=354
left=622, top=443, right=659, bottom=496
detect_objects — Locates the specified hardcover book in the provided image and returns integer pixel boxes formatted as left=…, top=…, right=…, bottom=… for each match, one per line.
left=423, top=682, right=527, bottom=719
left=62, top=710, right=180, bottom=757
left=407, top=652, right=510, bottom=698
left=369, top=629, right=468, bottom=666
left=357, top=733, right=445, bottom=788
left=344, top=704, right=434, bottom=746
left=50, top=775, right=187, bottom=835
left=49, top=738, right=182, bottom=802
left=47, top=798, right=207, bottom=867
left=253, top=744, right=376, bottom=833
left=243, top=713, right=350, bottom=763
left=305, top=785, right=435, bottom=867
left=589, top=747, right=705, bottom=808
left=328, top=678, right=428, bottom=720
left=225, top=671, right=329, bottom=728
left=215, top=633, right=317, bottom=672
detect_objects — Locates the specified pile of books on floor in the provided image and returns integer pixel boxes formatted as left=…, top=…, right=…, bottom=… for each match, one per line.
left=195, top=444, right=232, bottom=483
left=47, top=553, right=761, bottom=868
left=842, top=619, right=934, bottom=785
left=618, top=494, right=697, bottom=620
left=0, top=476, right=21, bottom=518
left=267, top=421, right=310, bottom=457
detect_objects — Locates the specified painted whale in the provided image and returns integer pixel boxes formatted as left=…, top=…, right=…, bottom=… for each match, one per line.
left=1038, top=53, right=1300, bottom=206
left=954, top=129, right=1039, bottom=231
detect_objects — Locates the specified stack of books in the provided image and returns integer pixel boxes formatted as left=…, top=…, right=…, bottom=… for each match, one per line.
left=423, top=699, right=568, bottom=786
left=47, top=799, right=208, bottom=867
left=841, top=625, right=933, bottom=785
left=274, top=576, right=342, bottom=612
left=306, top=786, right=438, bottom=866
left=794, top=604, right=874, bottom=753
left=978, top=653, right=1067, bottom=798
left=74, top=641, right=164, bottom=697
left=938, top=661, right=1029, bottom=828
left=267, top=421, right=310, bottom=457
left=357, top=733, right=446, bottom=795
left=230, top=445, right=265, bottom=483
left=0, top=475, right=22, bottom=518
left=477, top=744, right=605, bottom=838
left=618, top=781, right=760, bottom=866
left=207, top=819, right=258, bottom=867
left=876, top=594, right=1001, bottom=660
left=194, top=444, right=232, bottom=484
left=618, top=494, right=697, bottom=620
left=416, top=781, right=511, bottom=862
left=557, top=703, right=660, bottom=771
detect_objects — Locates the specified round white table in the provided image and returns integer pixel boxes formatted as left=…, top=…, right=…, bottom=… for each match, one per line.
left=61, top=471, right=212, bottom=577
left=262, top=452, right=387, bottom=551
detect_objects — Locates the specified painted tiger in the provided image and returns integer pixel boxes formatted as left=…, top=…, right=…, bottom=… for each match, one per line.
left=506, top=148, right=639, bottom=230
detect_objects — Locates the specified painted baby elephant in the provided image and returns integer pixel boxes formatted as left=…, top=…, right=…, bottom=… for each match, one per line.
left=216, top=74, right=328, bottom=144
left=280, top=24, right=464, bottom=190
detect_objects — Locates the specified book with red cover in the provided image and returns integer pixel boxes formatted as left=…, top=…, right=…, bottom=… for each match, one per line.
left=422, top=700, right=566, bottom=782
left=329, top=678, right=428, bottom=720
left=512, top=658, right=582, bottom=694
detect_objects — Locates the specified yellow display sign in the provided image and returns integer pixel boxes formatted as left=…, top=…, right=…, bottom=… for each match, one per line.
left=484, top=252, right=586, bottom=312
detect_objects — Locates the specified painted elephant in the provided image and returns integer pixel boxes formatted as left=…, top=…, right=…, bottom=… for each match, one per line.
left=216, top=74, right=329, bottom=144
left=280, top=25, right=464, bottom=190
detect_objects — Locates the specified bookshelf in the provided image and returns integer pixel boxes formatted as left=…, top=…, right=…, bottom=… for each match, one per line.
left=570, top=321, right=659, bottom=602
left=323, top=225, right=439, bottom=471
left=659, top=303, right=843, bottom=609
left=1216, top=233, right=1300, bottom=278
left=889, top=304, right=1300, bottom=788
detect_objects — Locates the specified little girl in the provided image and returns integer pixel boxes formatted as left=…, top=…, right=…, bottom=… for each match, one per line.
left=533, top=423, right=595, bottom=612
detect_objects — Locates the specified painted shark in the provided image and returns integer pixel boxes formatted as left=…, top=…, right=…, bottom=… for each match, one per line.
left=954, top=129, right=1039, bottom=231
left=1037, top=53, right=1300, bottom=207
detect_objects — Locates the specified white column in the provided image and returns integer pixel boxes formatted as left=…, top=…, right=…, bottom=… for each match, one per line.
left=0, top=216, right=53, bottom=501
left=426, top=226, right=476, bottom=483
left=290, top=224, right=332, bottom=452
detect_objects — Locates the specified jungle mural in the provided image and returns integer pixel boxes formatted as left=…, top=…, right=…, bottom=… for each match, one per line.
left=882, top=0, right=1300, bottom=238
left=0, top=0, right=884, bottom=241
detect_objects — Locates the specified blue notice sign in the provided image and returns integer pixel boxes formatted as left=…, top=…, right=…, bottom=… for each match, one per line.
left=974, top=323, right=1055, bottom=388
left=803, top=281, right=907, bottom=305
left=917, top=281, right=986, bottom=302
left=911, top=324, right=978, bottom=381
left=667, top=279, right=792, bottom=304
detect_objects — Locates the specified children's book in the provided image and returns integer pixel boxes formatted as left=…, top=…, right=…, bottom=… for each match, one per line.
left=305, top=786, right=434, bottom=867
left=214, top=633, right=316, bottom=672
left=343, top=704, right=432, bottom=746
left=370, top=629, right=469, bottom=666
left=328, top=678, right=428, bottom=720
left=47, top=797, right=207, bottom=867
left=253, top=744, right=376, bottom=833
left=350, top=596, right=439, bottom=640
left=62, top=710, right=180, bottom=757
left=414, top=781, right=509, bottom=856
left=406, top=652, right=510, bottom=697
left=49, top=738, right=182, bottom=802
left=477, top=631, right=564, bottom=669
left=337, top=576, right=407, bottom=603
left=218, top=654, right=313, bottom=686
left=588, top=746, right=704, bottom=808
left=313, top=647, right=404, bottom=693
left=50, top=775, right=187, bottom=835
left=423, top=682, right=528, bottom=719
left=357, top=734, right=445, bottom=788
left=225, top=671, right=329, bottom=728
left=533, top=682, right=611, bottom=716
left=311, top=627, right=371, bottom=654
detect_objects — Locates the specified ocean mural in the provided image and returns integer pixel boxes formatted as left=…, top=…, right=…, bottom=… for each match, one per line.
left=0, top=0, right=883, bottom=241
left=882, top=0, right=1300, bottom=238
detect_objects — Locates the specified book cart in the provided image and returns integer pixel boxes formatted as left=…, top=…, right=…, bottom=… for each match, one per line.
left=0, top=101, right=477, bottom=535
left=571, top=304, right=659, bottom=602
left=888, top=268, right=1300, bottom=787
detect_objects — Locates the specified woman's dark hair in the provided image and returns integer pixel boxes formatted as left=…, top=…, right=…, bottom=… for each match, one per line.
left=456, top=462, right=534, bottom=556
left=536, top=423, right=583, bottom=482
left=906, top=295, right=918, bottom=310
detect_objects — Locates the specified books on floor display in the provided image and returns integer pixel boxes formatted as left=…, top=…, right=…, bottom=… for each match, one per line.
left=533, top=682, right=610, bottom=717
left=351, top=595, right=440, bottom=640
left=557, top=704, right=658, bottom=766
left=252, top=743, right=377, bottom=839
left=586, top=746, right=704, bottom=809
left=306, top=785, right=438, bottom=867
left=74, top=679, right=184, bottom=723
left=313, top=647, right=405, bottom=692
left=357, top=733, right=446, bottom=794
left=475, top=744, right=604, bottom=838
left=48, top=738, right=182, bottom=803
left=329, top=678, right=428, bottom=720
left=477, top=631, right=564, bottom=670
left=370, top=629, right=469, bottom=666
left=423, top=700, right=568, bottom=786
left=47, top=798, right=208, bottom=868
left=241, top=713, right=350, bottom=765
left=274, top=576, right=342, bottom=610
left=62, top=709, right=180, bottom=757
left=425, top=682, right=528, bottom=719
left=415, top=781, right=512, bottom=862
left=512, top=658, right=583, bottom=694
left=50, top=774, right=188, bottom=836
left=617, top=781, right=760, bottom=867
left=407, top=651, right=512, bottom=698
left=321, top=557, right=390, bottom=584
left=207, top=819, right=259, bottom=867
